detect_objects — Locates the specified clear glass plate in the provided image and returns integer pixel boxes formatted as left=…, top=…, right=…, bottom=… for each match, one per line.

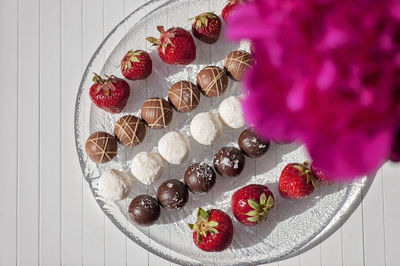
left=74, top=0, right=374, bottom=265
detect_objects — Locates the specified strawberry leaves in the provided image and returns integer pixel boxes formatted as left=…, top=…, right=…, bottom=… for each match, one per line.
left=188, top=208, right=220, bottom=244
left=245, top=193, right=274, bottom=224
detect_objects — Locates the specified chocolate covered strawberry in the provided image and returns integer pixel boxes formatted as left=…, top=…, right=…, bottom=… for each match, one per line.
left=231, top=184, right=274, bottom=226
left=222, top=0, right=247, bottom=22
left=146, top=26, right=196, bottom=65
left=89, top=73, right=130, bottom=114
left=188, top=208, right=233, bottom=252
left=191, top=12, right=222, bottom=44
left=279, top=162, right=317, bottom=199
left=121, top=50, right=152, bottom=80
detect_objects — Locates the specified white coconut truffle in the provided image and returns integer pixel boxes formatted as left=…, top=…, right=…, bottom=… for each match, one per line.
left=97, top=169, right=132, bottom=201
left=190, top=112, right=222, bottom=145
left=131, top=151, right=165, bottom=185
left=158, top=131, right=190, bottom=164
left=218, top=96, right=245, bottom=129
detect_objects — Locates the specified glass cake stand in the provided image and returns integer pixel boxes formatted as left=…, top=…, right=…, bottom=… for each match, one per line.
left=74, top=0, right=374, bottom=265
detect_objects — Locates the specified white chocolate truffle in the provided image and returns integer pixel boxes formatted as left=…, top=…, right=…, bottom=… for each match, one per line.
left=158, top=131, right=190, bottom=164
left=218, top=96, right=245, bottom=129
left=190, top=112, right=222, bottom=145
left=97, top=169, right=132, bottom=201
left=131, top=152, right=165, bottom=185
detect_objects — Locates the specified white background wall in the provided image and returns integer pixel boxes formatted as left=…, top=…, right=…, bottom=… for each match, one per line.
left=0, top=0, right=399, bottom=265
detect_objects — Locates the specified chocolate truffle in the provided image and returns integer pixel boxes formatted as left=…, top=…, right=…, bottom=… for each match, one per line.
left=131, top=151, right=165, bottom=185
left=114, top=115, right=146, bottom=147
left=224, top=50, right=254, bottom=81
left=141, top=97, right=173, bottom=129
left=184, top=163, right=216, bottom=194
left=158, top=131, right=191, bottom=165
left=238, top=129, right=270, bottom=158
left=196, top=66, right=228, bottom=97
left=157, top=179, right=189, bottom=210
left=168, top=81, right=200, bottom=113
left=213, top=147, right=245, bottom=177
left=128, top=195, right=161, bottom=226
left=85, top=132, right=118, bottom=164
left=190, top=112, right=222, bottom=145
left=218, top=96, right=245, bottom=129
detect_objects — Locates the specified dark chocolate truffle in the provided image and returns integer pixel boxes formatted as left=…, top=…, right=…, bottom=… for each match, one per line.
left=128, top=195, right=160, bottom=226
left=213, top=147, right=245, bottom=177
left=85, top=131, right=118, bottom=164
left=157, top=179, right=189, bottom=209
left=168, top=81, right=201, bottom=113
left=141, top=97, right=173, bottom=129
left=224, top=50, right=253, bottom=81
left=196, top=66, right=228, bottom=97
left=114, top=115, right=146, bottom=147
left=238, top=129, right=270, bottom=158
left=184, top=163, right=216, bottom=194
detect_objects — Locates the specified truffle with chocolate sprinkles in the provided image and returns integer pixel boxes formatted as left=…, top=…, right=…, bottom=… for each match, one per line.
left=141, top=97, right=173, bottom=129
left=238, top=128, right=270, bottom=158
left=168, top=81, right=201, bottom=112
left=224, top=50, right=253, bottom=81
left=213, top=146, right=245, bottom=178
left=85, top=131, right=118, bottom=164
left=196, top=66, right=228, bottom=97
left=128, top=195, right=161, bottom=226
left=114, top=115, right=146, bottom=147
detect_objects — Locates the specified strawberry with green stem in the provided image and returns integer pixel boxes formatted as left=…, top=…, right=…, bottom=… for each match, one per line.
left=146, top=26, right=196, bottom=65
left=279, top=162, right=317, bottom=199
left=188, top=208, right=233, bottom=252
left=120, top=50, right=152, bottom=80
left=231, top=184, right=274, bottom=226
left=190, top=12, right=222, bottom=44
left=89, top=73, right=130, bottom=114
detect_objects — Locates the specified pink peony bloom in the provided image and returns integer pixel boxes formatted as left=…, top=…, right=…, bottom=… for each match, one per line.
left=228, top=0, right=400, bottom=179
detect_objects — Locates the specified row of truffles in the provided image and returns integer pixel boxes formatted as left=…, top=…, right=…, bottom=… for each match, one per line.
left=85, top=94, right=245, bottom=165
left=95, top=128, right=270, bottom=226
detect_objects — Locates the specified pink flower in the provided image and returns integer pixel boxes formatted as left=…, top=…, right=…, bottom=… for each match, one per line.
left=228, top=0, right=400, bottom=179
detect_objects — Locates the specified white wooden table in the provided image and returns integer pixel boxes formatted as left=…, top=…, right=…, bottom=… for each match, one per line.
left=1, top=0, right=399, bottom=265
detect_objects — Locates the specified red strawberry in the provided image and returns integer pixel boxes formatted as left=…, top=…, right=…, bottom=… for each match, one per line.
left=89, top=73, right=130, bottom=114
left=310, top=164, right=333, bottom=185
left=222, top=0, right=247, bottom=23
left=188, top=208, right=233, bottom=252
left=279, top=163, right=317, bottom=199
left=146, top=26, right=196, bottom=65
left=120, top=50, right=152, bottom=80
left=191, top=12, right=222, bottom=44
left=231, top=184, right=274, bottom=226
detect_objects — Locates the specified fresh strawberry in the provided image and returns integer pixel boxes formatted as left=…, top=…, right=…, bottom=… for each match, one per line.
left=231, top=184, right=274, bottom=226
left=222, top=0, right=246, bottom=23
left=191, top=12, right=222, bottom=44
left=146, top=26, right=196, bottom=65
left=310, top=164, right=333, bottom=185
left=279, top=162, right=317, bottom=199
left=120, top=50, right=152, bottom=80
left=188, top=208, right=233, bottom=252
left=89, top=73, right=130, bottom=114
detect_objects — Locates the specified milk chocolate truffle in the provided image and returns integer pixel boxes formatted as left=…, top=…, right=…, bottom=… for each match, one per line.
left=184, top=163, right=216, bottom=194
left=196, top=66, right=228, bottom=97
left=168, top=81, right=200, bottom=112
left=114, top=115, right=146, bottom=147
left=157, top=179, right=189, bottom=210
left=128, top=195, right=161, bottom=226
left=141, top=97, right=173, bottom=129
left=85, top=132, right=118, bottom=164
left=224, top=50, right=254, bottom=81
left=238, top=129, right=270, bottom=158
left=213, top=147, right=245, bottom=177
